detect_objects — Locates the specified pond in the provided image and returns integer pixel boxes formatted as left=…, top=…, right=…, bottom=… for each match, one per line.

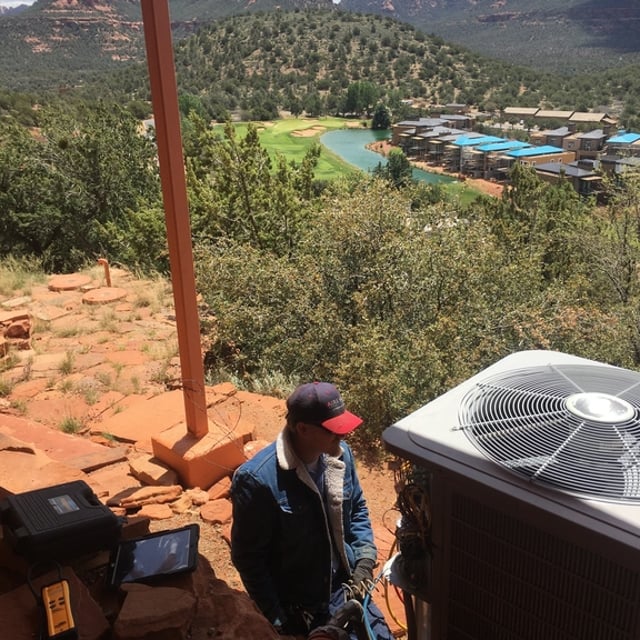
left=320, top=129, right=456, bottom=185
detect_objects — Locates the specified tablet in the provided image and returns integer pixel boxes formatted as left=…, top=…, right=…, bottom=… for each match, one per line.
left=107, top=523, right=199, bottom=587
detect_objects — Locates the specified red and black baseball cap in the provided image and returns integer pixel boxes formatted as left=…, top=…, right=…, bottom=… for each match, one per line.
left=286, top=381, right=363, bottom=435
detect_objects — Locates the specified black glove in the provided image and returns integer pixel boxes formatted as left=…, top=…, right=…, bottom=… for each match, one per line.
left=349, top=558, right=375, bottom=599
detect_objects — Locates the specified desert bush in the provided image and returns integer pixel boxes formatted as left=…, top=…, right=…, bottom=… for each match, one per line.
left=194, top=174, right=640, bottom=449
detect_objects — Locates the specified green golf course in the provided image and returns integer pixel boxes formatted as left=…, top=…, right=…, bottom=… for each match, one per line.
left=221, top=117, right=482, bottom=201
left=221, top=117, right=365, bottom=180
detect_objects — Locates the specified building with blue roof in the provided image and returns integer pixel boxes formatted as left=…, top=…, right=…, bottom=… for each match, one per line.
left=606, top=132, right=640, bottom=144
left=466, top=145, right=575, bottom=181
left=452, top=135, right=504, bottom=147
left=443, top=135, right=506, bottom=173
left=387, top=109, right=637, bottom=195
left=605, top=132, right=640, bottom=157
left=476, top=141, right=530, bottom=153
left=506, top=145, right=564, bottom=158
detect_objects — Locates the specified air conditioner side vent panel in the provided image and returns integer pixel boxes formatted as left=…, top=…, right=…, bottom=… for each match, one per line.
left=447, top=493, right=640, bottom=639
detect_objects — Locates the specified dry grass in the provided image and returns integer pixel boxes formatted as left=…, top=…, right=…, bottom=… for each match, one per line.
left=0, top=255, right=46, bottom=297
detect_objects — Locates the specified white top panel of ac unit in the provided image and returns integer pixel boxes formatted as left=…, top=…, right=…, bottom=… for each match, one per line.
left=382, top=349, right=640, bottom=542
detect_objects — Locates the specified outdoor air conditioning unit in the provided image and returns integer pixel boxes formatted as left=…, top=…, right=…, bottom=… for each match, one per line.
left=382, top=350, right=640, bottom=640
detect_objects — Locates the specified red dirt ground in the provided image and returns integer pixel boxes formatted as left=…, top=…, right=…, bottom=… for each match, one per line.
left=0, top=267, right=406, bottom=639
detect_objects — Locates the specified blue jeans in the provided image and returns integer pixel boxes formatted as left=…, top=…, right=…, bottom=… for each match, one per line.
left=327, top=586, right=395, bottom=640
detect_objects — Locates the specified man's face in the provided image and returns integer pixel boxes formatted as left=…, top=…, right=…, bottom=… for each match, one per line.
left=303, top=422, right=343, bottom=457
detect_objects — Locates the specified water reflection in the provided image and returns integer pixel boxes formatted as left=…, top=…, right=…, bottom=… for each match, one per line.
left=320, top=129, right=455, bottom=185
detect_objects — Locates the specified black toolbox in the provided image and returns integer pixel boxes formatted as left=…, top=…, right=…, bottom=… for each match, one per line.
left=0, top=480, right=121, bottom=562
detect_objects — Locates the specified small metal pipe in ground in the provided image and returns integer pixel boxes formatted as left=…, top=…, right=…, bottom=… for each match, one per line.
left=97, top=258, right=112, bottom=288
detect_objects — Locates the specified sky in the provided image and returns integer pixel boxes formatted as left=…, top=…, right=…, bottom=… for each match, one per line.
left=0, top=0, right=37, bottom=7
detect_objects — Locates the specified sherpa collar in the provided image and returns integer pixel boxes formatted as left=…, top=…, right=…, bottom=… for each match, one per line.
left=275, top=428, right=345, bottom=474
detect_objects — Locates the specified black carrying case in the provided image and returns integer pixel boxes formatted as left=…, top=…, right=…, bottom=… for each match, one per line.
left=0, top=480, right=121, bottom=561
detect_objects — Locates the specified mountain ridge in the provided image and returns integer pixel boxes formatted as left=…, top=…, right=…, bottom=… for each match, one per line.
left=0, top=0, right=638, bottom=80
left=337, top=0, right=640, bottom=73
left=0, top=0, right=638, bottom=130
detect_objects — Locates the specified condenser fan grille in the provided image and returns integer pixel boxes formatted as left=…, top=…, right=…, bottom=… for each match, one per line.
left=458, top=363, right=640, bottom=501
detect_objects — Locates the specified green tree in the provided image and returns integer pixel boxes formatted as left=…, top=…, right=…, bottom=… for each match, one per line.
left=485, top=163, right=587, bottom=281
left=0, top=102, right=160, bottom=271
left=575, top=173, right=640, bottom=364
left=342, top=81, right=379, bottom=116
left=194, top=241, right=341, bottom=381
left=373, top=148, right=413, bottom=188
left=184, top=118, right=319, bottom=257
left=371, top=102, right=391, bottom=130
left=303, top=91, right=324, bottom=118
left=178, top=93, right=207, bottom=119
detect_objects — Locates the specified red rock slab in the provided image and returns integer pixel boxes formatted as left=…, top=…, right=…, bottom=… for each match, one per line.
left=0, top=296, right=30, bottom=310
left=30, top=303, right=74, bottom=322
left=103, top=350, right=150, bottom=366
left=114, top=583, right=196, bottom=640
left=0, top=413, right=125, bottom=472
left=0, top=447, right=87, bottom=494
left=137, top=502, right=174, bottom=520
left=86, top=460, right=142, bottom=504
left=194, top=576, right=280, bottom=640
left=97, top=389, right=188, bottom=444
left=200, top=498, right=232, bottom=525
left=82, top=287, right=128, bottom=305
left=207, top=475, right=231, bottom=500
left=88, top=393, right=152, bottom=433
left=0, top=310, right=29, bottom=324
left=100, top=390, right=256, bottom=448
left=9, top=377, right=50, bottom=400
left=22, top=393, right=90, bottom=430
left=48, top=312, right=95, bottom=336
left=28, top=352, right=76, bottom=376
left=48, top=273, right=93, bottom=291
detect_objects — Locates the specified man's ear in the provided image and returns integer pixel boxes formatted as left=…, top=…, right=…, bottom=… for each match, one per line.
left=295, top=421, right=309, bottom=436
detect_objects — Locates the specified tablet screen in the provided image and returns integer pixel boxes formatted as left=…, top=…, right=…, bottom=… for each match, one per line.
left=109, top=524, right=199, bottom=586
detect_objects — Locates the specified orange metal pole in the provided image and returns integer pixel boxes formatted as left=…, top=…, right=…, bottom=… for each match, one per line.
left=140, top=0, right=208, bottom=437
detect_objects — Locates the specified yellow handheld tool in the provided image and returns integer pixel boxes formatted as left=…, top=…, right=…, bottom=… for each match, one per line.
left=41, top=579, right=77, bottom=640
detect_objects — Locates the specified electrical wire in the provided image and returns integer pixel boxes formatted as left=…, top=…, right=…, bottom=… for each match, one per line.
left=381, top=538, right=408, bottom=633
left=26, top=560, right=64, bottom=602
left=373, top=459, right=433, bottom=637
left=26, top=561, right=65, bottom=640
left=362, top=569, right=385, bottom=640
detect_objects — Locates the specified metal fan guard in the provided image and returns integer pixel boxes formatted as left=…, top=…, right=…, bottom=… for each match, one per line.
left=458, top=363, right=640, bottom=501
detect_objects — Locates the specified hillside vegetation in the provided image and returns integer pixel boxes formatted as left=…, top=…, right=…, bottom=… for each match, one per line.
left=76, top=10, right=637, bottom=127
left=0, top=0, right=143, bottom=90
left=341, top=0, right=640, bottom=74
left=3, top=96, right=640, bottom=442
left=0, top=0, right=638, bottom=83
left=2, top=5, right=640, bottom=444
left=1, top=5, right=639, bottom=128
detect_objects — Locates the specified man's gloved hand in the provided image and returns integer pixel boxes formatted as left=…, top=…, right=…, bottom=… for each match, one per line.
left=349, top=558, right=375, bottom=599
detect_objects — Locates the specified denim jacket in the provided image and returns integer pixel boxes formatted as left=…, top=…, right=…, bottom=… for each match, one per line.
left=230, top=429, right=377, bottom=626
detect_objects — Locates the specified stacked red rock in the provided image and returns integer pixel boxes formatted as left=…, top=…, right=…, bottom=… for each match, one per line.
left=0, top=311, right=31, bottom=352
